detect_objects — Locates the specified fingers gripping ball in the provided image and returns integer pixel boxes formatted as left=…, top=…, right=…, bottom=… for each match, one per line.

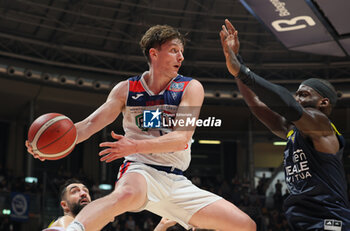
left=28, top=113, right=77, bottom=160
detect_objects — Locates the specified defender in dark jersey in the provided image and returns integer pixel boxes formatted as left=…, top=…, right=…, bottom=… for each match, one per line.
left=220, top=19, right=350, bottom=230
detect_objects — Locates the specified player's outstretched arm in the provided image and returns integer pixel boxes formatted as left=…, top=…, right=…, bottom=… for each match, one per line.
left=221, top=19, right=337, bottom=149
left=220, top=19, right=289, bottom=138
left=98, top=79, right=204, bottom=163
left=25, top=81, right=127, bottom=160
left=236, top=79, right=290, bottom=139
left=221, top=19, right=336, bottom=146
left=74, top=81, right=127, bottom=144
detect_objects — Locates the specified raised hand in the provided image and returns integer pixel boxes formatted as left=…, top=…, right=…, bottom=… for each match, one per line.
left=99, top=131, right=137, bottom=163
left=220, top=19, right=241, bottom=77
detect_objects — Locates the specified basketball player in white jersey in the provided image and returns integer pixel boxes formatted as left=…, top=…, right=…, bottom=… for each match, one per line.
left=27, top=24, right=256, bottom=231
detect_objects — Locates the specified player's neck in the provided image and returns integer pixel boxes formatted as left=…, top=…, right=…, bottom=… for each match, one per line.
left=65, top=212, right=75, bottom=218
left=145, top=69, right=174, bottom=94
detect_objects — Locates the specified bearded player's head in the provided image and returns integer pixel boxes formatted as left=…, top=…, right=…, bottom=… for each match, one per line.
left=295, top=78, right=337, bottom=117
left=59, top=179, right=91, bottom=216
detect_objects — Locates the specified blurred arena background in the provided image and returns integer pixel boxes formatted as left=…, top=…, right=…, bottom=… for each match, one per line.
left=0, top=0, right=349, bottom=230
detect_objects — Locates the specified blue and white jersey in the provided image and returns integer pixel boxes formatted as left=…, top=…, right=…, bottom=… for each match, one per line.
left=283, top=123, right=350, bottom=231
left=122, top=71, right=193, bottom=171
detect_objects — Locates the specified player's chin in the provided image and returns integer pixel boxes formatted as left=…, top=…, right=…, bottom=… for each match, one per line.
left=170, top=71, right=178, bottom=78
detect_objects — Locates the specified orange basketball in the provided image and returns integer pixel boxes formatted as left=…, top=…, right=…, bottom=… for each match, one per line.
left=28, top=113, right=77, bottom=160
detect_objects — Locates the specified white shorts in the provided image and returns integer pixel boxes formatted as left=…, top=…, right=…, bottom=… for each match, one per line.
left=117, top=161, right=222, bottom=229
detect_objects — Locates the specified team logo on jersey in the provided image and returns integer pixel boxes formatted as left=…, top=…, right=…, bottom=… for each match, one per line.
left=131, top=93, right=143, bottom=100
left=143, top=109, right=161, bottom=128
left=169, top=82, right=185, bottom=91
left=135, top=110, right=175, bottom=131
left=285, top=149, right=312, bottom=183
left=135, top=113, right=148, bottom=131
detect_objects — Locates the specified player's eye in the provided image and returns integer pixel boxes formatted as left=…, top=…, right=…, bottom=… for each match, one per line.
left=297, top=92, right=308, bottom=97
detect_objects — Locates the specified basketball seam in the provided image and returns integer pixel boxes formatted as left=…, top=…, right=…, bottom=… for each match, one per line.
left=31, top=115, right=68, bottom=151
left=38, top=125, right=74, bottom=151
left=37, top=135, right=77, bottom=158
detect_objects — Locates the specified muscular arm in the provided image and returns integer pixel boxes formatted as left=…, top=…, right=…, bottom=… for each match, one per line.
left=75, top=81, right=127, bottom=144
left=221, top=19, right=338, bottom=153
left=236, top=78, right=289, bottom=139
left=220, top=19, right=289, bottom=139
left=236, top=65, right=303, bottom=123
left=99, top=79, right=204, bottom=162
left=236, top=65, right=338, bottom=153
left=25, top=80, right=127, bottom=160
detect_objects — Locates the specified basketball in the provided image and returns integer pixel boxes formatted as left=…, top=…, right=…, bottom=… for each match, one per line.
left=28, top=113, right=77, bottom=160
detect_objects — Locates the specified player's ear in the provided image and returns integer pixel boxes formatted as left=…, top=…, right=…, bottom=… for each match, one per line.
left=319, top=98, right=332, bottom=115
left=149, top=48, right=158, bottom=60
left=60, top=201, right=69, bottom=213
left=320, top=98, right=330, bottom=107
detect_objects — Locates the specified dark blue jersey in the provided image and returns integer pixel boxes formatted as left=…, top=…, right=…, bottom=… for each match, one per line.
left=283, top=124, right=350, bottom=231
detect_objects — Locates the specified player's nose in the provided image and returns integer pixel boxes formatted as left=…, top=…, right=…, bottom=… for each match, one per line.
left=177, top=51, right=184, bottom=62
left=80, top=190, right=87, bottom=197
